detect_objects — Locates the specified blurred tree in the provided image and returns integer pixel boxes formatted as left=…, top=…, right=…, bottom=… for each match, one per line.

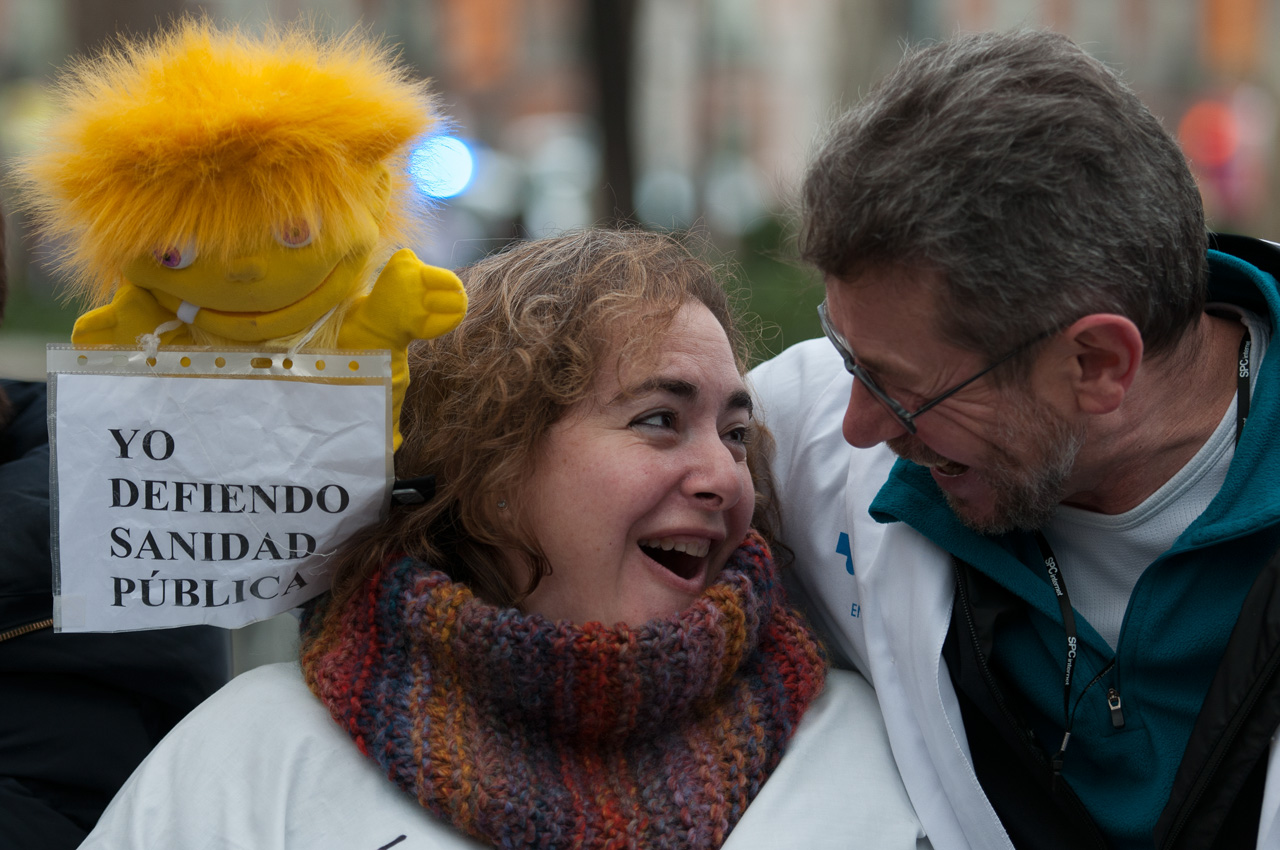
left=589, top=0, right=637, bottom=225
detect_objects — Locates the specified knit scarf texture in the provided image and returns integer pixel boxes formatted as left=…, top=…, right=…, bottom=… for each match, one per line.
left=300, top=532, right=825, bottom=849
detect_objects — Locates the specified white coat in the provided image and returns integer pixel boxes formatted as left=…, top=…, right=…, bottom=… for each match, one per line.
left=79, top=660, right=929, bottom=849
left=749, top=337, right=1280, bottom=850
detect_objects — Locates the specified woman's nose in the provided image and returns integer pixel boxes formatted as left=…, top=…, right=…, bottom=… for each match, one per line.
left=685, top=436, right=746, bottom=510
left=842, top=380, right=909, bottom=448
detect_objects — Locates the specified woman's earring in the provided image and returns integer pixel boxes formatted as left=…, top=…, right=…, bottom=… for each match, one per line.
left=497, top=499, right=508, bottom=510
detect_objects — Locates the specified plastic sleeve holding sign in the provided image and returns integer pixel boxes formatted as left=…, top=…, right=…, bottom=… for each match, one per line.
left=47, top=345, right=394, bottom=633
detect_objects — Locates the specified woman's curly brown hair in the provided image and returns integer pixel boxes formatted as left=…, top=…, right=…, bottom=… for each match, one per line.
left=323, top=229, right=780, bottom=611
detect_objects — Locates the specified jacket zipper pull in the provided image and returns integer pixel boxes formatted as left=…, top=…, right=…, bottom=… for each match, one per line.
left=1107, top=688, right=1125, bottom=728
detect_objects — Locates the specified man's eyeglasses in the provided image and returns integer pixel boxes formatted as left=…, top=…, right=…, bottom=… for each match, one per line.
left=817, top=300, right=1054, bottom=435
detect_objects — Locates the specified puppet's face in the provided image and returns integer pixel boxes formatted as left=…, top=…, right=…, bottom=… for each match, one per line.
left=122, top=207, right=380, bottom=342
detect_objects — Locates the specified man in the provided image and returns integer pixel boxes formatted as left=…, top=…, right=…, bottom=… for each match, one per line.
left=0, top=203, right=230, bottom=847
left=752, top=29, right=1280, bottom=850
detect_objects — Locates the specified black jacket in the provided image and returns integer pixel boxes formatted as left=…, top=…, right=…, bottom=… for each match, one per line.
left=0, top=380, right=230, bottom=849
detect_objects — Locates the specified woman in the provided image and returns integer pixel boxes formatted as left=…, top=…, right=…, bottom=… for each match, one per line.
left=80, top=230, right=928, bottom=849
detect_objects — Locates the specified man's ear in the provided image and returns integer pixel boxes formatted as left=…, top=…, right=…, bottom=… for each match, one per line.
left=1053, top=314, right=1143, bottom=415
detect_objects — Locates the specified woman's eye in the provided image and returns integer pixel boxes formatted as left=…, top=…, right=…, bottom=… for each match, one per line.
left=152, top=240, right=197, bottom=269
left=632, top=411, right=676, bottom=430
left=723, top=425, right=751, bottom=460
left=274, top=219, right=314, bottom=248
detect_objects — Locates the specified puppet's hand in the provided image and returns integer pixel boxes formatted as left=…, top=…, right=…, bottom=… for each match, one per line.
left=341, top=249, right=467, bottom=348
left=71, top=282, right=179, bottom=346
left=340, top=249, right=466, bottom=452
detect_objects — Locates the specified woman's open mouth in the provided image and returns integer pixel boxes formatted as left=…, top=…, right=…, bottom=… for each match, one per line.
left=637, top=538, right=709, bottom=581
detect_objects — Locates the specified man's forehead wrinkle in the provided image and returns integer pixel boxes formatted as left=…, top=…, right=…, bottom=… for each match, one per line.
left=829, top=278, right=946, bottom=384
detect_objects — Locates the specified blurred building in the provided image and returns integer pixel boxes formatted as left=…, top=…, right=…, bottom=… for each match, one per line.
left=1, top=0, right=1279, bottom=350
left=0, top=0, right=1276, bottom=668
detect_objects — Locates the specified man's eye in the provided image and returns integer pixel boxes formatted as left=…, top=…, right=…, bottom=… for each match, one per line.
left=863, top=369, right=914, bottom=403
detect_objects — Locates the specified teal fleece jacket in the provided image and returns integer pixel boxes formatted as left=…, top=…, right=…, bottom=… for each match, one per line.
left=870, top=249, right=1280, bottom=849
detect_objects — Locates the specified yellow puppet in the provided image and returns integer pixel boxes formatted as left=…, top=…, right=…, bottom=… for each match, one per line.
left=18, top=20, right=467, bottom=449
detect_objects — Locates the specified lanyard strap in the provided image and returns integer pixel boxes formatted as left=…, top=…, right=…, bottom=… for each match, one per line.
left=1237, top=329, right=1252, bottom=446
left=1037, top=533, right=1076, bottom=716
left=1034, top=529, right=1107, bottom=775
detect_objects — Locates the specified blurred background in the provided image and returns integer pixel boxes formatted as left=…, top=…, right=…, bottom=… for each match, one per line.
left=2, top=0, right=1279, bottom=377
left=1, top=0, right=1276, bottom=669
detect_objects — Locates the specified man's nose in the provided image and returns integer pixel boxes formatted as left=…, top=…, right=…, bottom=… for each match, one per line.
left=842, top=380, right=909, bottom=448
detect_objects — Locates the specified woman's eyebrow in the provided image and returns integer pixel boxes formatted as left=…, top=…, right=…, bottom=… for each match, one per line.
left=609, top=378, right=747, bottom=417
left=611, top=377, right=697, bottom=404
left=611, top=379, right=752, bottom=416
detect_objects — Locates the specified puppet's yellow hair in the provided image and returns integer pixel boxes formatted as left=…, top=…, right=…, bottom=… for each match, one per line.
left=17, top=19, right=438, bottom=304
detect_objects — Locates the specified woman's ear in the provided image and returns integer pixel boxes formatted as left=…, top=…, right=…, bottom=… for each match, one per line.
left=1054, top=314, right=1144, bottom=415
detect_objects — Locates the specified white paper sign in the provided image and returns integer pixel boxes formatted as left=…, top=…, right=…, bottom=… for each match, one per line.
left=48, top=346, right=393, bottom=632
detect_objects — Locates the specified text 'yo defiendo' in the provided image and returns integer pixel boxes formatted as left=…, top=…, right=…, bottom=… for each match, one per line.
left=105, top=427, right=348, bottom=609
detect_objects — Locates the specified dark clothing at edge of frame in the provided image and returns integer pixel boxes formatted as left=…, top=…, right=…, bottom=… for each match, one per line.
left=0, top=379, right=229, bottom=850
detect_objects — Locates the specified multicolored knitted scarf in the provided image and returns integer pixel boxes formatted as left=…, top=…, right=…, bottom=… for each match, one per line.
left=300, top=532, right=825, bottom=849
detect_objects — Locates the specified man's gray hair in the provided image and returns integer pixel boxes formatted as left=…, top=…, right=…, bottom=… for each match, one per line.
left=800, top=29, right=1207, bottom=365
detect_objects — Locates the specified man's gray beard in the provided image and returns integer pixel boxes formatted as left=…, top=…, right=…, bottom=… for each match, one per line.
left=952, top=404, right=1086, bottom=536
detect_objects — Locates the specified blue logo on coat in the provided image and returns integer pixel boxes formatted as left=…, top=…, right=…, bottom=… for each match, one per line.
left=836, top=532, right=854, bottom=575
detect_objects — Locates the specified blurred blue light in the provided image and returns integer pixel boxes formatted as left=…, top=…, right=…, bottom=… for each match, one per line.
left=410, top=136, right=475, bottom=199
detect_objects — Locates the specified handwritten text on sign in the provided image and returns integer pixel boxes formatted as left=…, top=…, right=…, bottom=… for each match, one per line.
left=50, top=351, right=391, bottom=632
